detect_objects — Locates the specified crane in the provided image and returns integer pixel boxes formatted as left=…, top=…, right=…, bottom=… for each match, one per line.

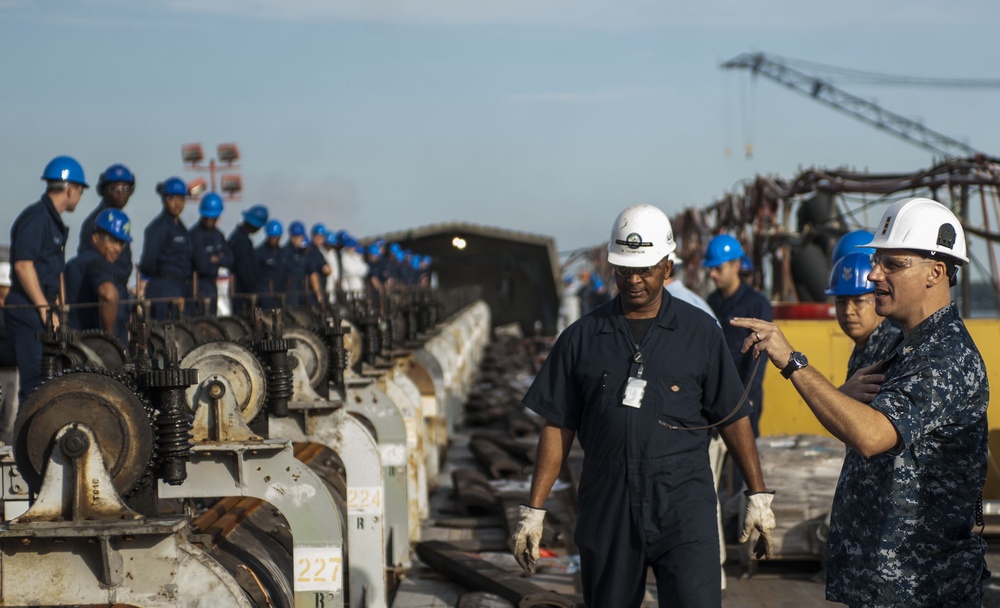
left=721, top=52, right=987, bottom=158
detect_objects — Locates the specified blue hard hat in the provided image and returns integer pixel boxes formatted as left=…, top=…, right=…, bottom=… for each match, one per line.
left=833, top=229, right=875, bottom=263
left=97, top=163, right=135, bottom=195
left=337, top=230, right=357, bottom=248
left=740, top=254, right=754, bottom=272
left=702, top=234, right=745, bottom=268
left=366, top=244, right=381, bottom=257
left=289, top=221, right=306, bottom=237
left=392, top=248, right=404, bottom=263
left=354, top=245, right=365, bottom=255
left=311, top=223, right=327, bottom=237
left=266, top=220, right=283, bottom=237
left=157, top=177, right=188, bottom=197
left=242, top=204, right=268, bottom=228
left=199, top=192, right=224, bottom=218
left=41, top=155, right=88, bottom=187
left=94, top=208, right=132, bottom=243
left=825, top=252, right=874, bottom=296
left=324, top=231, right=339, bottom=247
left=421, top=255, right=432, bottom=266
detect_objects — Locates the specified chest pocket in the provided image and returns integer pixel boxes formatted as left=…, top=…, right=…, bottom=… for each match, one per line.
left=655, top=375, right=705, bottom=425
left=582, top=372, right=619, bottom=418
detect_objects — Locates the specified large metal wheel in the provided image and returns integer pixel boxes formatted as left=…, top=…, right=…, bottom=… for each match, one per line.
left=13, top=370, right=154, bottom=497
left=342, top=321, right=363, bottom=369
left=187, top=317, right=229, bottom=344
left=284, top=327, right=328, bottom=390
left=180, top=342, right=267, bottom=424
left=215, top=315, right=252, bottom=341
left=78, top=329, right=130, bottom=370
left=149, top=321, right=198, bottom=361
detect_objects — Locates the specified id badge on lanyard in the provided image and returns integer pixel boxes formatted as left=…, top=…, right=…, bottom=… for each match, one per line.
left=623, top=350, right=646, bottom=409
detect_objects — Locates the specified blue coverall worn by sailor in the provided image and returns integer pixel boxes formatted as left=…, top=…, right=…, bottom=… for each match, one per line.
left=5, top=195, right=68, bottom=400
left=189, top=222, right=232, bottom=316
left=255, top=242, right=285, bottom=310
left=523, top=292, right=748, bottom=606
left=79, top=201, right=131, bottom=339
left=228, top=225, right=258, bottom=316
left=826, top=303, right=988, bottom=607
left=65, top=250, right=124, bottom=344
left=708, top=281, right=771, bottom=434
left=139, top=212, right=192, bottom=320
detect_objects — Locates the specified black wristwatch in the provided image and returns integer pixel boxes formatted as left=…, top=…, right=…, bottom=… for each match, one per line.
left=781, top=351, right=808, bottom=379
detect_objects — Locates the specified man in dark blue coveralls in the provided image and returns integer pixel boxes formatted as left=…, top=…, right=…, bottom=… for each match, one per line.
left=65, top=208, right=132, bottom=344
left=255, top=219, right=285, bottom=311
left=138, top=177, right=192, bottom=320
left=513, top=204, right=776, bottom=607
left=228, top=204, right=268, bottom=317
left=703, top=234, right=772, bottom=437
left=78, top=163, right=136, bottom=340
left=188, top=192, right=232, bottom=316
left=6, top=156, right=87, bottom=400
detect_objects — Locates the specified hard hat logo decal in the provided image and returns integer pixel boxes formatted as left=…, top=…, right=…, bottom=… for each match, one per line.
left=61, top=169, right=70, bottom=180
left=616, top=232, right=652, bottom=250
left=841, top=266, right=853, bottom=281
left=880, top=216, right=892, bottom=235
left=937, top=224, right=956, bottom=249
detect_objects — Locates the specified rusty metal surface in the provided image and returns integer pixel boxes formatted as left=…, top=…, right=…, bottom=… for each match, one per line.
left=12, top=371, right=154, bottom=497
left=181, top=341, right=267, bottom=425
left=415, top=540, right=576, bottom=608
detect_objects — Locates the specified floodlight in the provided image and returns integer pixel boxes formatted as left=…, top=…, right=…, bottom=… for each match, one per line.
left=182, top=143, right=204, bottom=164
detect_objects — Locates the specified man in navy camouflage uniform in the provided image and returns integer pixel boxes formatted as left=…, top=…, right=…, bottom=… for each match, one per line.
left=734, top=197, right=988, bottom=607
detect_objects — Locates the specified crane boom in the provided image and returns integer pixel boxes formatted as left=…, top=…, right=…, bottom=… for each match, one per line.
left=721, top=52, right=980, bottom=159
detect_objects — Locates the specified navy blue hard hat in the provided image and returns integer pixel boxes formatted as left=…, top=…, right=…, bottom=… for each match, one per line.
left=199, top=192, right=224, bottom=218
left=266, top=220, right=283, bottom=237
left=97, top=163, right=135, bottom=196
left=702, top=234, right=744, bottom=268
left=94, top=208, right=132, bottom=243
left=289, top=221, right=306, bottom=237
left=825, top=252, right=874, bottom=296
left=41, top=156, right=88, bottom=187
left=242, top=204, right=268, bottom=228
left=157, top=177, right=188, bottom=197
left=832, top=230, right=875, bottom=263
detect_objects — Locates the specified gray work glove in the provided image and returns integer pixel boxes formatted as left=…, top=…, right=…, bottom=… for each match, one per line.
left=739, top=491, right=776, bottom=560
left=511, top=504, right=546, bottom=571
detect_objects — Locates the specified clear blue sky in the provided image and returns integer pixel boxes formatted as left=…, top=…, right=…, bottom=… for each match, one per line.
left=3, top=0, right=1000, bottom=258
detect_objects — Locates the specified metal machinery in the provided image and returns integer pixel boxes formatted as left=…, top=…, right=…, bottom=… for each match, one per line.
left=0, top=288, right=491, bottom=608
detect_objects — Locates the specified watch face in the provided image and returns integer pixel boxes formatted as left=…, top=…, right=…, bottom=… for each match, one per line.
left=792, top=352, right=807, bottom=366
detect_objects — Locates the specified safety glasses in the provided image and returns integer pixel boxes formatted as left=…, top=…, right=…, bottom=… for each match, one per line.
left=612, top=264, right=661, bottom=279
left=869, top=253, right=934, bottom=275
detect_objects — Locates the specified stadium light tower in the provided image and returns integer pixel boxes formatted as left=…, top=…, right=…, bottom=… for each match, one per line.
left=181, top=142, right=242, bottom=200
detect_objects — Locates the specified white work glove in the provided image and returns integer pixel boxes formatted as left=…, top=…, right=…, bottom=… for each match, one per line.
left=511, top=505, right=546, bottom=571
left=739, top=491, right=776, bottom=560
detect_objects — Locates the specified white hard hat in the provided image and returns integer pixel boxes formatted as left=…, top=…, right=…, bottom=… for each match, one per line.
left=862, top=197, right=968, bottom=264
left=667, top=251, right=683, bottom=265
left=607, top=204, right=676, bottom=267
left=0, top=262, right=10, bottom=287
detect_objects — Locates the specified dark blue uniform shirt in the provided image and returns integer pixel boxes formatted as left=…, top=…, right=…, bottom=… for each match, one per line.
left=255, top=243, right=285, bottom=309
left=523, top=292, right=747, bottom=606
left=78, top=199, right=132, bottom=285
left=189, top=222, right=231, bottom=282
left=64, top=250, right=119, bottom=338
left=138, top=212, right=191, bottom=281
left=9, top=195, right=68, bottom=299
left=707, top=282, right=772, bottom=432
left=228, top=225, right=257, bottom=296
left=283, top=243, right=307, bottom=306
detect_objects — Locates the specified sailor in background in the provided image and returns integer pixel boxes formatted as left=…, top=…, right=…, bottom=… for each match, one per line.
left=188, top=192, right=232, bottom=316
left=6, top=156, right=86, bottom=400
left=138, top=177, right=192, bottom=320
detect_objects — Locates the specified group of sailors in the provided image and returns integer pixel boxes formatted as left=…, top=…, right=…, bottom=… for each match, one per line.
left=4, top=155, right=434, bottom=404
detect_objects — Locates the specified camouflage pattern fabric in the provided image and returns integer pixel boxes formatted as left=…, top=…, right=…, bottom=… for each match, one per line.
left=826, top=303, right=989, bottom=607
left=846, top=319, right=902, bottom=379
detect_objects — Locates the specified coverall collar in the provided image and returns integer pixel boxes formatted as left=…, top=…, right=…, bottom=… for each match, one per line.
left=595, top=289, right=679, bottom=335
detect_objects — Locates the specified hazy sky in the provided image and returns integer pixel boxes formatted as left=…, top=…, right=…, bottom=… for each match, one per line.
left=3, top=0, right=1000, bottom=258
